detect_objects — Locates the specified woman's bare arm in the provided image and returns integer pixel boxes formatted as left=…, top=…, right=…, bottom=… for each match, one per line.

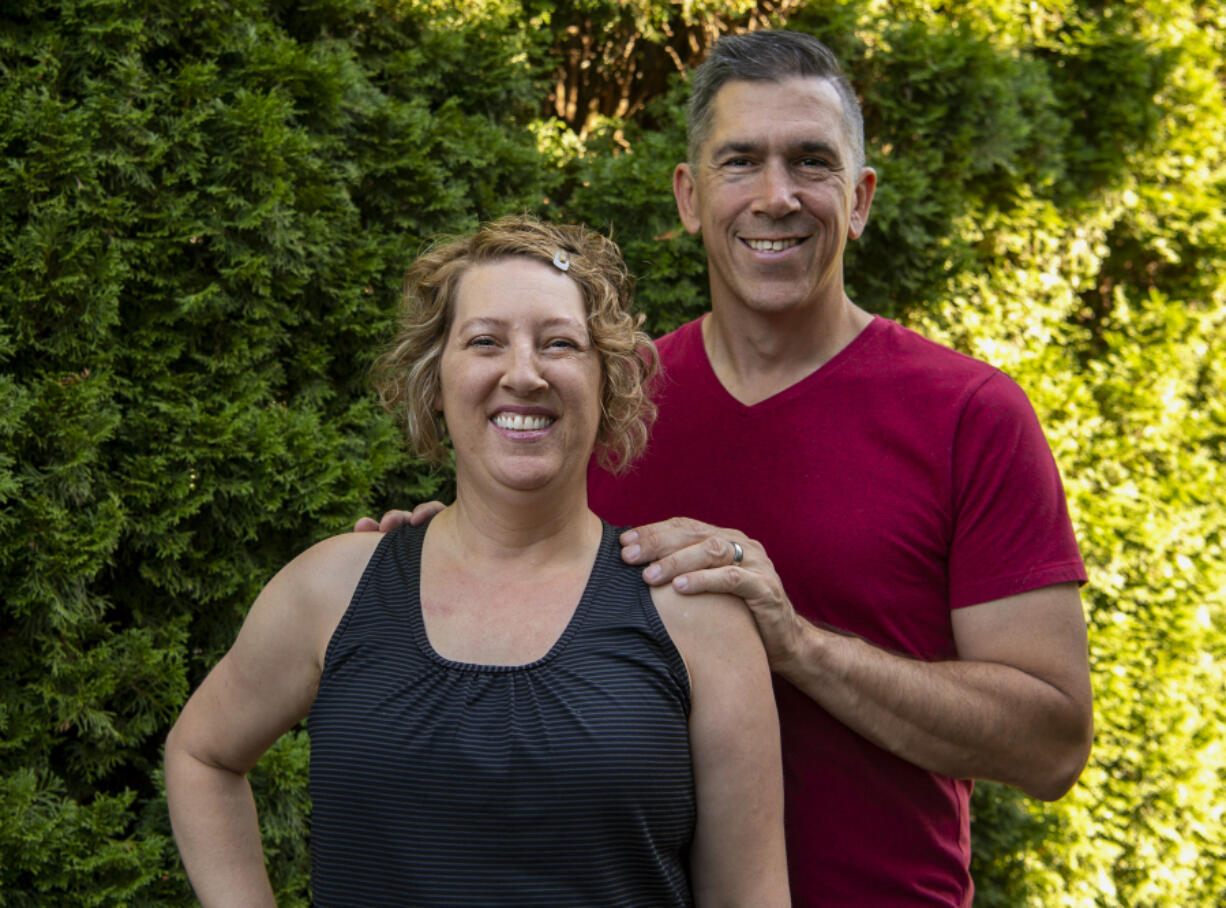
left=164, top=533, right=381, bottom=906
left=653, top=585, right=790, bottom=907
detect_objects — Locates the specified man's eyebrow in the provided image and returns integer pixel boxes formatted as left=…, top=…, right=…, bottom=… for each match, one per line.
left=711, top=140, right=762, bottom=158
left=710, top=139, right=843, bottom=161
left=796, top=140, right=842, bottom=160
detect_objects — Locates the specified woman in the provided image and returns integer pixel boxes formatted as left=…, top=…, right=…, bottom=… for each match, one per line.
left=164, top=215, right=788, bottom=906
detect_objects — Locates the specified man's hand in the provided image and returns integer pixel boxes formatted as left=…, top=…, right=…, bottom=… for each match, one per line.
left=622, top=517, right=1093, bottom=797
left=620, top=517, right=804, bottom=670
left=352, top=502, right=445, bottom=533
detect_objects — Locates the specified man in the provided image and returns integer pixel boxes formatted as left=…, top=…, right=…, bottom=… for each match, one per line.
left=362, top=30, right=1093, bottom=905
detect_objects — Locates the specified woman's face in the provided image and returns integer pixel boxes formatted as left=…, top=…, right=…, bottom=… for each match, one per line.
left=437, top=256, right=602, bottom=497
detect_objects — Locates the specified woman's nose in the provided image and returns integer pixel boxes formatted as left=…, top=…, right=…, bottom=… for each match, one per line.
left=500, top=342, right=548, bottom=393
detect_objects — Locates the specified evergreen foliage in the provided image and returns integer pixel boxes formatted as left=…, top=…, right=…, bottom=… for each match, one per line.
left=2, top=0, right=542, bottom=902
left=2, top=0, right=1223, bottom=904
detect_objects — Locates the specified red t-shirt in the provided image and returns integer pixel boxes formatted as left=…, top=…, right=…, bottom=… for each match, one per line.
left=587, top=315, right=1085, bottom=906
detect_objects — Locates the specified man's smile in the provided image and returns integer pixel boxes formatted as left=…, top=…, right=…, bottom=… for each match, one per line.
left=743, top=237, right=805, bottom=252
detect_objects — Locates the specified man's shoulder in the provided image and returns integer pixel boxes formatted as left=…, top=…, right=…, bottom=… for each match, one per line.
left=871, top=317, right=995, bottom=374
left=862, top=317, right=1007, bottom=395
left=652, top=316, right=704, bottom=365
left=867, top=320, right=1053, bottom=450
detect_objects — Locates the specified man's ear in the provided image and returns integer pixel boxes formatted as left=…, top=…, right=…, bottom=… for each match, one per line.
left=848, top=166, right=877, bottom=240
left=673, top=163, right=702, bottom=235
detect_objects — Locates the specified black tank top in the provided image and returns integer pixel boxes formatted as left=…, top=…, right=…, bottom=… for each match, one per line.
left=308, top=521, right=695, bottom=907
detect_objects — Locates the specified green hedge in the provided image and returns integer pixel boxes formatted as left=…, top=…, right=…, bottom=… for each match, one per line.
left=1, top=1, right=542, bottom=902
left=2, top=1, right=1223, bottom=904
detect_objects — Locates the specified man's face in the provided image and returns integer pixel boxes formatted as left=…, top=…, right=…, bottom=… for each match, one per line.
left=673, top=76, right=875, bottom=319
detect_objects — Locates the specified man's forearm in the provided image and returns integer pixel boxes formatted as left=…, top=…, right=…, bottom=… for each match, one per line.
left=777, top=619, right=1092, bottom=800
left=165, top=745, right=277, bottom=908
left=617, top=520, right=1092, bottom=799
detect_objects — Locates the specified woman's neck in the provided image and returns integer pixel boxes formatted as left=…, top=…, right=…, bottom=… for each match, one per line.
left=434, top=484, right=602, bottom=569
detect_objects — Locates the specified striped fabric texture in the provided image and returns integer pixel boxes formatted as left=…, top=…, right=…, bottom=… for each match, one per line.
left=307, top=521, right=696, bottom=907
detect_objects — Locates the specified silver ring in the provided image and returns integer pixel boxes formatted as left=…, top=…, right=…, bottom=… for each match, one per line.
left=730, top=541, right=744, bottom=565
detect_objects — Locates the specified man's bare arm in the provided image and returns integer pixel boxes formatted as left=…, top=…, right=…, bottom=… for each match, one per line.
left=781, top=584, right=1092, bottom=799
left=624, top=518, right=1093, bottom=800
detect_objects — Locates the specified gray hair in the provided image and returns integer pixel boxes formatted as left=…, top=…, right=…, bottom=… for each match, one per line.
left=686, top=30, right=865, bottom=172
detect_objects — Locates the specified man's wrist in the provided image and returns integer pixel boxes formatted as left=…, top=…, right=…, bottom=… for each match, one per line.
left=768, top=611, right=824, bottom=685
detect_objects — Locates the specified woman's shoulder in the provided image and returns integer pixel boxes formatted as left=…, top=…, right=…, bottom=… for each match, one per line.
left=648, top=584, right=767, bottom=677
left=297, top=529, right=388, bottom=568
left=281, top=530, right=388, bottom=612
left=246, top=531, right=390, bottom=654
left=196, top=531, right=391, bottom=730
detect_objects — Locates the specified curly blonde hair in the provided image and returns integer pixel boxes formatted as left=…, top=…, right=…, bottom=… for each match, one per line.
left=372, top=215, right=658, bottom=473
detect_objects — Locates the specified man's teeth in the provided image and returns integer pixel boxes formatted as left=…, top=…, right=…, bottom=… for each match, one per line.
left=746, top=238, right=801, bottom=252
left=493, top=413, right=554, bottom=430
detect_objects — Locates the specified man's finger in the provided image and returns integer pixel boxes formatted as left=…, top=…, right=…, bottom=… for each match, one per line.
left=669, top=564, right=758, bottom=600
left=356, top=502, right=446, bottom=533
left=376, top=509, right=415, bottom=532
left=642, top=536, right=743, bottom=585
left=408, top=501, right=446, bottom=525
left=621, top=517, right=723, bottom=564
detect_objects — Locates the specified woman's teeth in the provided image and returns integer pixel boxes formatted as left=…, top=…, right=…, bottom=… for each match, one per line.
left=493, top=413, right=554, bottom=430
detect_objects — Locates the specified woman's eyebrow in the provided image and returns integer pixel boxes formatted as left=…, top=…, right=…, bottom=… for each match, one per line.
left=455, top=316, right=587, bottom=331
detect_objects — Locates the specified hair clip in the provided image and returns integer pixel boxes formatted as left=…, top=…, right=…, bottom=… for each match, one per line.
left=552, top=249, right=571, bottom=272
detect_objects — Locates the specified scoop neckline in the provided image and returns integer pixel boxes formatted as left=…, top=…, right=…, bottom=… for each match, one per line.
left=404, top=519, right=613, bottom=674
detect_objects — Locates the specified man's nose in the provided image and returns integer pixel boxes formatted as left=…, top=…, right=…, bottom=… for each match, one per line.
left=752, top=159, right=802, bottom=218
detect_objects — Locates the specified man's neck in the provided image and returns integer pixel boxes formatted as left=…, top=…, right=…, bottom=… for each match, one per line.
left=701, top=294, right=874, bottom=406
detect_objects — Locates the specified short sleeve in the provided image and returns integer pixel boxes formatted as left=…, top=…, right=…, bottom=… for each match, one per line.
left=947, top=371, right=1086, bottom=609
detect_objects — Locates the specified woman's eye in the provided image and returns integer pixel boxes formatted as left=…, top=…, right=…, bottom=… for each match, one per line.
left=468, top=336, right=497, bottom=348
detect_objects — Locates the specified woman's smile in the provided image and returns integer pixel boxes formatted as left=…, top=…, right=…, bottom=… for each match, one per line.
left=491, top=408, right=557, bottom=433
left=438, top=256, right=602, bottom=496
